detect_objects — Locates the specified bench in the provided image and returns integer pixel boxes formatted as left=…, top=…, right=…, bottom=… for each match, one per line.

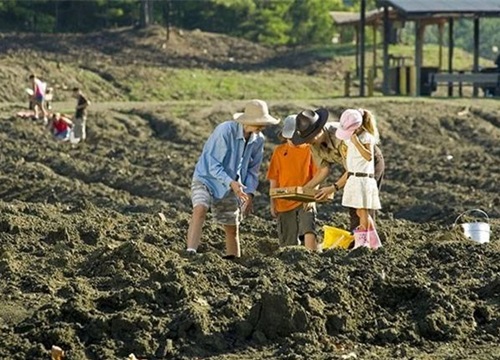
left=430, top=72, right=500, bottom=96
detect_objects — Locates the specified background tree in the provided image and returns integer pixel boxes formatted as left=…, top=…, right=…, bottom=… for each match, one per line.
left=139, top=0, right=153, bottom=28
left=288, top=0, right=343, bottom=45
left=0, top=0, right=499, bottom=60
left=241, top=1, right=292, bottom=45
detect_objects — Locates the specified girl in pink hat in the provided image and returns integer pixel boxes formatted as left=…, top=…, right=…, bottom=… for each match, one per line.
left=336, top=109, right=381, bottom=249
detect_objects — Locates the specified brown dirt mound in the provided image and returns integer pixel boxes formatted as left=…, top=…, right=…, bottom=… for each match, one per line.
left=0, top=26, right=316, bottom=70
left=0, top=99, right=499, bottom=359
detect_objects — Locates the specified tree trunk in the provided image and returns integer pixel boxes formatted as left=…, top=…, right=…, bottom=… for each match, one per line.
left=139, top=0, right=152, bottom=28
left=163, top=0, right=171, bottom=41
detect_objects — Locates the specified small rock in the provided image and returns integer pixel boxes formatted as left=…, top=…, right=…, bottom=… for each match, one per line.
left=195, top=297, right=209, bottom=307
left=165, top=339, right=174, bottom=354
left=341, top=352, right=357, bottom=359
left=158, top=212, right=167, bottom=222
left=51, top=345, right=64, bottom=360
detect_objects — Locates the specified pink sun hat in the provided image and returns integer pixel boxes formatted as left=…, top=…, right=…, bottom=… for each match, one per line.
left=335, top=109, right=363, bottom=140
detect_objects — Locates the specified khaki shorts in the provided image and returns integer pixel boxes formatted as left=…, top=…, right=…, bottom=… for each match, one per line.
left=191, top=180, right=240, bottom=225
left=277, top=206, right=316, bottom=247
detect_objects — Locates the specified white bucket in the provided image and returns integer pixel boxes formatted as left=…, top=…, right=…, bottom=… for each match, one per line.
left=454, top=209, right=491, bottom=244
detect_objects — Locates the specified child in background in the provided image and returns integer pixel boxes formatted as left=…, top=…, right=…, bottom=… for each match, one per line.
left=28, top=74, right=49, bottom=124
left=49, top=113, right=73, bottom=141
left=267, top=114, right=319, bottom=250
left=71, top=87, right=90, bottom=144
left=335, top=109, right=381, bottom=249
left=45, top=87, right=54, bottom=110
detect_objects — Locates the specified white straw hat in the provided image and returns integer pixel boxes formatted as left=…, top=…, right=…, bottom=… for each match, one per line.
left=233, top=99, right=280, bottom=126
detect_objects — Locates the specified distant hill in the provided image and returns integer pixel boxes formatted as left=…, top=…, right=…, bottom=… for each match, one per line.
left=0, top=26, right=351, bottom=103
left=0, top=25, right=494, bottom=103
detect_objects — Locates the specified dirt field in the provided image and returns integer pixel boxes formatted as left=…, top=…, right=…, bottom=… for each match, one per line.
left=0, top=25, right=499, bottom=360
left=0, top=96, right=499, bottom=360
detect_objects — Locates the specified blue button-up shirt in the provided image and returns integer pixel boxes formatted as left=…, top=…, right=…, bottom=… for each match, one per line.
left=193, top=121, right=264, bottom=200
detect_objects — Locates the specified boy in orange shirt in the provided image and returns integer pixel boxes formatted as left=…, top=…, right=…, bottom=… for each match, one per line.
left=267, top=114, right=319, bottom=250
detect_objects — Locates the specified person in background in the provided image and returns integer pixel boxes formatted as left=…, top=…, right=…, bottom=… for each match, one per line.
left=28, top=74, right=48, bottom=124
left=48, top=113, right=73, bottom=142
left=45, top=87, right=54, bottom=110
left=267, top=114, right=319, bottom=250
left=186, top=99, right=279, bottom=259
left=71, top=87, right=90, bottom=144
left=292, top=108, right=385, bottom=233
left=332, top=109, right=382, bottom=249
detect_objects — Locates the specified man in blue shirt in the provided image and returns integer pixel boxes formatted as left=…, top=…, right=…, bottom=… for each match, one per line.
left=186, top=99, right=280, bottom=258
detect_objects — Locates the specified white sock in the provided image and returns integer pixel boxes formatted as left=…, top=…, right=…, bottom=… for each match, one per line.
left=186, top=248, right=197, bottom=253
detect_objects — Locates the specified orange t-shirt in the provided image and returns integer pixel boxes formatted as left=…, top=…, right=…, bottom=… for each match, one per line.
left=267, top=142, right=319, bottom=213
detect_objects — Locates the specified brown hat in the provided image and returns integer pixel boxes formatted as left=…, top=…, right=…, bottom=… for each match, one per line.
left=291, top=108, right=329, bottom=145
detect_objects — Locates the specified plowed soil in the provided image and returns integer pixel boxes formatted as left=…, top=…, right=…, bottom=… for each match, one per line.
left=0, top=20, right=499, bottom=360
left=0, top=97, right=499, bottom=359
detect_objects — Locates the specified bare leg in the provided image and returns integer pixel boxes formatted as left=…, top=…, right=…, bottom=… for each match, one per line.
left=367, top=214, right=376, bottom=230
left=350, top=207, right=378, bottom=231
left=349, top=207, right=359, bottom=231
left=224, top=224, right=240, bottom=257
left=356, top=208, right=370, bottom=230
left=33, top=102, right=40, bottom=119
left=303, top=232, right=317, bottom=251
left=40, top=101, right=48, bottom=119
left=186, top=204, right=208, bottom=251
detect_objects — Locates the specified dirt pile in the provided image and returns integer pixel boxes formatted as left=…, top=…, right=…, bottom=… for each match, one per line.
left=0, top=99, right=499, bottom=359
left=0, top=26, right=277, bottom=70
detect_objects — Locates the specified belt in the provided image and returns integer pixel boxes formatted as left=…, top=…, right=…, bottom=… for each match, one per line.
left=348, top=172, right=374, bottom=178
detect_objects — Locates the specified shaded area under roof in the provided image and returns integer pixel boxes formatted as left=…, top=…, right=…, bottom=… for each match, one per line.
left=378, top=0, right=500, bottom=16
left=330, top=9, right=385, bottom=26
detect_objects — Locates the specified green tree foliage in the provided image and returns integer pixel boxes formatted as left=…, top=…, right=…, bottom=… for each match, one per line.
left=288, top=0, right=343, bottom=45
left=241, top=1, right=292, bottom=45
left=0, top=0, right=499, bottom=58
left=454, top=18, right=500, bottom=63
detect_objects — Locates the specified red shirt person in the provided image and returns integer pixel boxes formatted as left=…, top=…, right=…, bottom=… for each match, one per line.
left=49, top=113, right=73, bottom=141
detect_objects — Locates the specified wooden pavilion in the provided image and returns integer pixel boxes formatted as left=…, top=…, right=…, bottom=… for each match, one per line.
left=331, top=0, right=500, bottom=97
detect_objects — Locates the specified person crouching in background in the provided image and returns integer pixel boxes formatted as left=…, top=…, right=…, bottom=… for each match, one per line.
left=49, top=113, right=73, bottom=142
left=267, top=114, right=320, bottom=251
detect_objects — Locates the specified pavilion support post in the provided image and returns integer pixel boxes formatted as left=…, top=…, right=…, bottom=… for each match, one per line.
left=399, top=66, right=407, bottom=95
left=473, top=17, right=480, bottom=97
left=359, top=0, right=366, bottom=97
left=344, top=71, right=351, bottom=97
left=355, top=27, right=360, bottom=77
left=372, top=24, right=377, bottom=78
left=448, top=18, right=454, bottom=97
left=414, top=20, right=425, bottom=96
left=382, top=5, right=390, bottom=95
left=438, top=22, right=444, bottom=70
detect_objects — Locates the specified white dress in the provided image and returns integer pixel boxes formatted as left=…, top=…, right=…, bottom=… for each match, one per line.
left=342, top=132, right=381, bottom=210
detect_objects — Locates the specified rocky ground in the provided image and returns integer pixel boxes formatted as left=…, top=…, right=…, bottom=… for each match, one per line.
left=0, top=96, right=499, bottom=359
